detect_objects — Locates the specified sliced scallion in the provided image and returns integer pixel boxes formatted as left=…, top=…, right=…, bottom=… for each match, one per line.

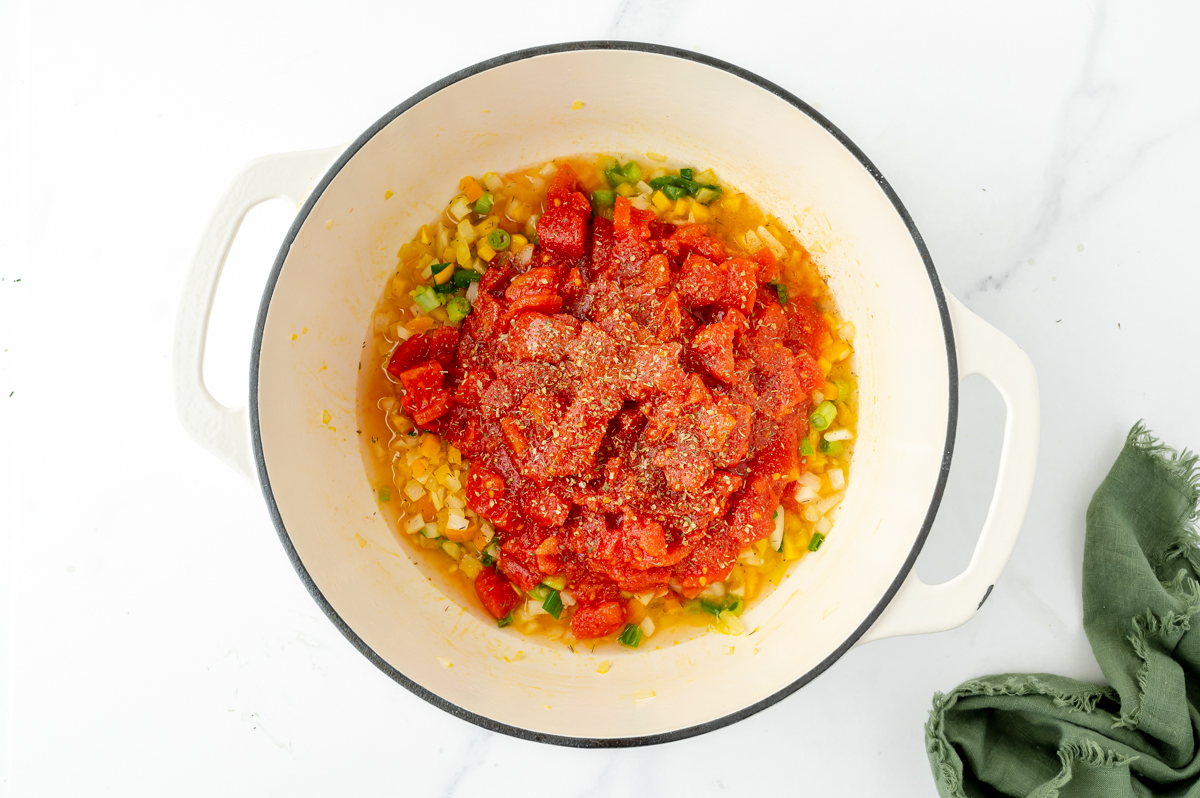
left=810, top=400, right=838, bottom=431
left=820, top=438, right=843, bottom=456
left=410, top=286, right=443, bottom=312
left=772, top=283, right=789, bottom=306
left=542, top=575, right=567, bottom=591
left=497, top=611, right=513, bottom=628
left=808, top=532, right=826, bottom=552
left=617, top=623, right=643, bottom=648
left=542, top=589, right=564, bottom=619
left=473, top=192, right=493, bottom=215
left=621, top=161, right=643, bottom=182
left=452, top=268, right=481, bottom=289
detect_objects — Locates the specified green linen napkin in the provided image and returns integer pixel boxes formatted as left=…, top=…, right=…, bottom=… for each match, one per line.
left=926, top=423, right=1200, bottom=797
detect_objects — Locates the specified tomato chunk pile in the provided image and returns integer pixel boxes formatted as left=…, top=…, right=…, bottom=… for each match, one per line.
left=386, top=165, right=829, bottom=639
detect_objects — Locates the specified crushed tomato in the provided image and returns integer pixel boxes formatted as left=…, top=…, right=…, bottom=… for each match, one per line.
left=394, top=165, right=833, bottom=638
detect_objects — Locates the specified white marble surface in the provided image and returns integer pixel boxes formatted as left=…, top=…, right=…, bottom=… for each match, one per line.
left=4, top=1, right=1200, bottom=794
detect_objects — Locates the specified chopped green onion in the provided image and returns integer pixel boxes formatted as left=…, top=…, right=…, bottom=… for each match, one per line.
left=410, top=286, right=443, bottom=312
left=452, top=269, right=481, bottom=289
left=621, top=161, right=643, bottom=182
left=446, top=296, right=471, bottom=322
left=487, top=229, right=511, bottom=251
left=542, top=589, right=564, bottom=619
left=473, top=192, right=493, bottom=215
left=808, top=532, right=826, bottom=552
left=433, top=281, right=458, bottom=295
left=591, top=189, right=615, bottom=206
left=662, top=184, right=684, bottom=201
left=772, top=283, right=789, bottom=306
left=528, top=584, right=550, bottom=601
left=378, top=487, right=390, bottom=502
left=617, top=623, right=644, bottom=648
left=430, top=261, right=452, bottom=275
left=820, top=438, right=843, bottom=456
left=683, top=598, right=705, bottom=615
left=542, top=575, right=567, bottom=591
left=810, top=400, right=838, bottom=430
left=647, top=174, right=723, bottom=199
left=723, top=595, right=744, bottom=616
left=481, top=542, right=498, bottom=567
left=680, top=168, right=694, bottom=180
left=831, top=377, right=852, bottom=402
left=699, top=599, right=723, bottom=617
left=800, top=438, right=814, bottom=456
left=497, top=611, right=513, bottom=628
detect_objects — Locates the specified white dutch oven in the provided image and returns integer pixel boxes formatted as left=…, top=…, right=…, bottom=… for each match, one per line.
left=174, top=43, right=1039, bottom=745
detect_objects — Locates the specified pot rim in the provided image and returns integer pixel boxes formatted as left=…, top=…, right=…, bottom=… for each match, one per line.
left=249, top=40, right=958, bottom=748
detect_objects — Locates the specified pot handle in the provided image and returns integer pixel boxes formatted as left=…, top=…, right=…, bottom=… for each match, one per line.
left=173, top=146, right=343, bottom=480
left=858, top=293, right=1039, bottom=644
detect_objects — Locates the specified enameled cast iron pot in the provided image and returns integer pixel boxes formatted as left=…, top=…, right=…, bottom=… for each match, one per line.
left=173, top=42, right=1039, bottom=746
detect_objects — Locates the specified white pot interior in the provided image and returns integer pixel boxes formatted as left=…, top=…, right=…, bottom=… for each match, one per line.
left=254, top=47, right=952, bottom=741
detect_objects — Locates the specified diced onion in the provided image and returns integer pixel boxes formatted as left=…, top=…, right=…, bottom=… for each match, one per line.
left=824, top=428, right=853, bottom=442
left=516, top=246, right=534, bottom=267
left=560, top=591, right=577, bottom=607
left=480, top=521, right=495, bottom=542
left=840, top=321, right=856, bottom=340
left=393, top=323, right=412, bottom=341
left=815, top=517, right=832, bottom=535
left=409, top=303, right=426, bottom=318
left=630, top=195, right=651, bottom=211
left=405, top=513, right=426, bottom=533
left=539, top=162, right=558, bottom=178
left=421, top=522, right=440, bottom=538
left=815, top=491, right=845, bottom=517
left=446, top=494, right=465, bottom=510
left=756, top=225, right=787, bottom=259
left=769, top=510, right=784, bottom=552
left=448, top=196, right=472, bottom=221
left=742, top=229, right=762, bottom=252
left=466, top=281, right=480, bottom=302
left=794, top=485, right=820, bottom=504
left=639, top=617, right=655, bottom=637
left=828, top=468, right=846, bottom=491
left=456, top=218, right=477, bottom=244
left=803, top=506, right=819, bottom=523
left=798, top=472, right=821, bottom=491
left=483, top=173, right=503, bottom=192
left=446, top=512, right=469, bottom=531
left=404, top=480, right=425, bottom=501
left=738, top=549, right=764, bottom=566
left=635, top=180, right=652, bottom=196
left=699, top=581, right=725, bottom=598
left=526, top=599, right=548, bottom=617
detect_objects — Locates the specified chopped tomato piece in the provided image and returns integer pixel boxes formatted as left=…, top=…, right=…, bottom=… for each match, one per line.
left=474, top=567, right=522, bottom=619
left=398, top=360, right=452, bottom=425
left=570, top=600, right=627, bottom=639
left=538, top=205, right=588, bottom=259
